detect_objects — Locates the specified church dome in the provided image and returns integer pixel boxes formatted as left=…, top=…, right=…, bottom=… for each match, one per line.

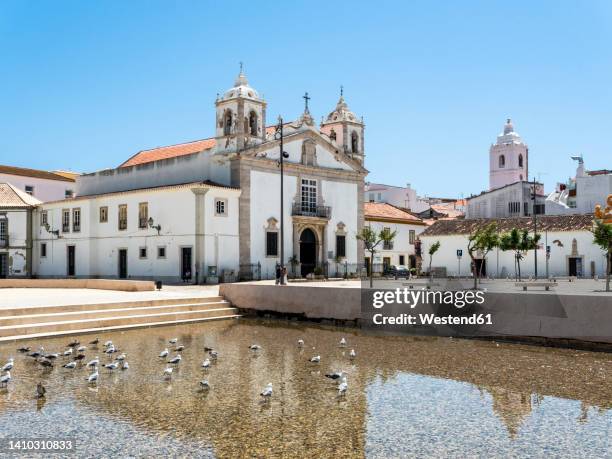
left=220, top=69, right=260, bottom=101
left=324, top=95, right=360, bottom=123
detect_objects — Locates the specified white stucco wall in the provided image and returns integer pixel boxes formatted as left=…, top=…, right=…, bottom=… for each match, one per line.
left=0, top=209, right=31, bottom=277
left=0, top=173, right=74, bottom=202
left=420, top=230, right=608, bottom=278
left=365, top=219, right=425, bottom=267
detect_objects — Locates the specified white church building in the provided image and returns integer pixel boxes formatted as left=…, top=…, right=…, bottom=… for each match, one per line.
left=32, top=70, right=367, bottom=282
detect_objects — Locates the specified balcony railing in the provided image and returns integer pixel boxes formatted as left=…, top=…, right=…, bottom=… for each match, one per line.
left=383, top=241, right=394, bottom=250
left=292, top=203, right=331, bottom=219
left=0, top=237, right=7, bottom=248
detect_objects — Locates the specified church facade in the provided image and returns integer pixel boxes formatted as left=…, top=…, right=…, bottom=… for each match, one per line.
left=32, top=70, right=367, bottom=282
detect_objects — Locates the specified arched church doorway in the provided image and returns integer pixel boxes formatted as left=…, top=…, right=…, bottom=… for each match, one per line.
left=300, top=228, right=317, bottom=277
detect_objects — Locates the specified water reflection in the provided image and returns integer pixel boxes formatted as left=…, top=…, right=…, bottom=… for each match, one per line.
left=0, top=319, right=610, bottom=458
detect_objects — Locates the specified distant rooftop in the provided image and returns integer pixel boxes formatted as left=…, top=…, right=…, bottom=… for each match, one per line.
left=0, top=165, right=75, bottom=182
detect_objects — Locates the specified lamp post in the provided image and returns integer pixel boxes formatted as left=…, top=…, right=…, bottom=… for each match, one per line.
left=274, top=116, right=289, bottom=285
left=532, top=177, right=538, bottom=278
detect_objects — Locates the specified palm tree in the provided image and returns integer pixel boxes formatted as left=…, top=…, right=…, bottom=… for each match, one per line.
left=499, top=228, right=541, bottom=280
left=591, top=218, right=612, bottom=292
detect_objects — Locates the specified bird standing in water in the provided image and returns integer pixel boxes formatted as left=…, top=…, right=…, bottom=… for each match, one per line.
left=36, top=382, right=46, bottom=398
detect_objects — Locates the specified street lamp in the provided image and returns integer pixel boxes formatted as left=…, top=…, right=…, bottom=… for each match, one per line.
left=531, top=177, right=538, bottom=278
left=148, top=217, right=161, bottom=235
left=274, top=116, right=290, bottom=285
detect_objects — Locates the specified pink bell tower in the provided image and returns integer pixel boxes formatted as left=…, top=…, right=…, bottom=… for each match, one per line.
left=489, top=118, right=528, bottom=190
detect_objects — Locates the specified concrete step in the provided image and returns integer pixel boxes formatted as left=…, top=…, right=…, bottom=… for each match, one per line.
left=0, top=296, right=226, bottom=317
left=0, top=314, right=241, bottom=343
left=0, top=301, right=232, bottom=326
left=0, top=306, right=240, bottom=338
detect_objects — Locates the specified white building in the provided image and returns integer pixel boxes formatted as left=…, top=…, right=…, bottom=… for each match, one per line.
left=545, top=157, right=612, bottom=215
left=419, top=215, right=608, bottom=278
left=489, top=119, right=529, bottom=190
left=0, top=183, right=41, bottom=278
left=364, top=202, right=426, bottom=271
left=364, top=182, right=458, bottom=214
left=0, top=165, right=76, bottom=202
left=466, top=181, right=546, bottom=219
left=34, top=69, right=367, bottom=282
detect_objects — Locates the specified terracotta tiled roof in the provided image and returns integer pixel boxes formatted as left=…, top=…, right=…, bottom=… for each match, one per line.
left=0, top=165, right=75, bottom=182
left=120, top=138, right=217, bottom=168
left=120, top=125, right=282, bottom=168
left=421, top=214, right=595, bottom=236
left=365, top=202, right=425, bottom=225
left=43, top=180, right=240, bottom=205
left=430, top=203, right=465, bottom=218
left=0, top=183, right=43, bottom=207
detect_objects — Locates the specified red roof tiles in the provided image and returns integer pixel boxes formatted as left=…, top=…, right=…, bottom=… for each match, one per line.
left=365, top=202, right=425, bottom=225
left=120, top=138, right=217, bottom=168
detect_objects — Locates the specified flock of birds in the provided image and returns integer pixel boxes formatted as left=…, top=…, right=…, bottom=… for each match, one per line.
left=0, top=335, right=357, bottom=401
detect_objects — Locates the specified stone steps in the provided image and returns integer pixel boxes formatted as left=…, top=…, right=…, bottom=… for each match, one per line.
left=0, top=297, right=240, bottom=342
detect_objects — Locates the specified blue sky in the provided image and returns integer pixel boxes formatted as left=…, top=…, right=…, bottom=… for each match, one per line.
left=1, top=1, right=611, bottom=197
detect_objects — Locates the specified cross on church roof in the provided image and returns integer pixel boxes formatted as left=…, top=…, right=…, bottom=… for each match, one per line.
left=340, top=85, right=343, bottom=97
left=303, top=92, right=310, bottom=112
left=239, top=61, right=244, bottom=74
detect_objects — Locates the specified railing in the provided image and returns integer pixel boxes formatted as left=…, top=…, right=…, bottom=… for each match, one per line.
left=291, top=203, right=331, bottom=219
left=0, top=236, right=8, bottom=248
left=383, top=241, right=394, bottom=250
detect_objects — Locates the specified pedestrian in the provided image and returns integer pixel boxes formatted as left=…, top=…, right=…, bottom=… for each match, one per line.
left=275, top=264, right=281, bottom=285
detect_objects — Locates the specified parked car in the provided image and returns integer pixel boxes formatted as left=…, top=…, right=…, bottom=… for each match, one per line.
left=384, top=265, right=410, bottom=278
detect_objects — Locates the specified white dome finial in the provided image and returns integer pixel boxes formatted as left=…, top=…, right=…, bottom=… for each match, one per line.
left=504, top=118, right=514, bottom=135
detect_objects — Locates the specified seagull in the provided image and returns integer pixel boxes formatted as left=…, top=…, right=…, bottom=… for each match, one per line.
left=63, top=348, right=73, bottom=356
left=86, top=356, right=100, bottom=368
left=349, top=349, right=356, bottom=360
left=249, top=344, right=261, bottom=351
left=67, top=340, right=80, bottom=348
left=38, top=359, right=53, bottom=369
left=163, top=367, right=173, bottom=379
left=121, top=361, right=129, bottom=370
left=115, top=353, right=126, bottom=361
left=104, top=346, right=116, bottom=356
left=63, top=361, right=77, bottom=369
left=28, top=347, right=44, bottom=358
left=159, top=348, right=169, bottom=358
left=87, top=370, right=99, bottom=384
left=77, top=346, right=87, bottom=353
left=339, top=338, right=347, bottom=347
left=201, top=359, right=211, bottom=369
left=199, top=380, right=210, bottom=390
left=310, top=355, right=321, bottom=363
left=36, top=382, right=46, bottom=398
left=169, top=338, right=178, bottom=344
left=0, top=371, right=11, bottom=387
left=1, top=358, right=14, bottom=372
left=338, top=376, right=348, bottom=396
left=174, top=345, right=185, bottom=352
left=89, top=338, right=100, bottom=345
left=325, top=371, right=344, bottom=380
left=209, top=350, right=218, bottom=360
left=297, top=339, right=304, bottom=347
left=104, top=361, right=120, bottom=372
left=167, top=355, right=182, bottom=365
left=17, top=346, right=31, bottom=353
left=103, top=340, right=113, bottom=347
left=260, top=382, right=273, bottom=400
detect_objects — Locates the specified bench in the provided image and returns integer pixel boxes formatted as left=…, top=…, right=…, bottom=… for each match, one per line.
left=402, top=281, right=441, bottom=290
left=515, top=282, right=557, bottom=291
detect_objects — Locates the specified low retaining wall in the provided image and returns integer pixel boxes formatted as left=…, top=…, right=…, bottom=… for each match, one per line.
left=0, top=278, right=155, bottom=292
left=220, top=283, right=612, bottom=347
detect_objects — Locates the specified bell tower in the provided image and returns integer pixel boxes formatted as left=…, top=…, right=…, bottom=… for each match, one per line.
left=320, top=87, right=365, bottom=164
left=215, top=65, right=266, bottom=154
left=489, top=118, right=528, bottom=190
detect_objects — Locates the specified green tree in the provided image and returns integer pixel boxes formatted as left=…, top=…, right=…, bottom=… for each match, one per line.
left=499, top=228, right=541, bottom=280
left=591, top=218, right=612, bottom=292
left=467, top=223, right=499, bottom=289
left=357, top=226, right=397, bottom=288
left=427, top=240, right=441, bottom=280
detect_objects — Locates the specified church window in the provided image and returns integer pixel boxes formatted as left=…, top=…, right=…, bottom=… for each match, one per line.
left=40, top=243, right=47, bottom=258
left=157, top=246, right=166, bottom=259
left=518, top=154, right=524, bottom=168
left=99, top=206, right=108, bottom=223
left=215, top=198, right=227, bottom=216
left=223, top=110, right=233, bottom=135
left=139, top=247, right=147, bottom=259
left=118, top=205, right=128, bottom=231
left=330, top=129, right=337, bottom=141
left=409, top=230, right=415, bottom=244
left=499, top=155, right=505, bottom=168
left=351, top=132, right=359, bottom=153
left=266, top=231, right=278, bottom=257
left=138, top=202, right=148, bottom=229
left=301, top=179, right=317, bottom=213
left=249, top=111, right=258, bottom=136
left=41, top=211, right=48, bottom=227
